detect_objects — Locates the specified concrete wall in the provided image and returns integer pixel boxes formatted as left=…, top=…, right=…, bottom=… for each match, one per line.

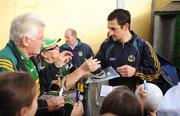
left=155, top=0, right=171, bottom=10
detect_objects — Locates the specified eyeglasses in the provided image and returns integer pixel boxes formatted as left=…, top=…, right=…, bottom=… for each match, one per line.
left=44, top=45, right=59, bottom=51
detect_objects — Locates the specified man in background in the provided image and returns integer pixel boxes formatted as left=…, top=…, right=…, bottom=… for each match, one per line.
left=60, top=28, right=94, bottom=68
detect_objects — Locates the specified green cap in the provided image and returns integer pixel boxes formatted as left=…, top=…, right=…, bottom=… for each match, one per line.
left=41, top=38, right=61, bottom=51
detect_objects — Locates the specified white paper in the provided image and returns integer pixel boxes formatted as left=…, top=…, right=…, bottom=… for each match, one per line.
left=100, top=85, right=113, bottom=97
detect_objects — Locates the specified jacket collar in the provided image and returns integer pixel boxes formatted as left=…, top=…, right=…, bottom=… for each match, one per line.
left=62, top=38, right=82, bottom=50
left=108, top=30, right=139, bottom=46
left=8, top=40, right=27, bottom=71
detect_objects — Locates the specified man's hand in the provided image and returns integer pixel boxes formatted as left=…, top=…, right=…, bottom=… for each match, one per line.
left=136, top=84, right=148, bottom=113
left=47, top=96, right=65, bottom=111
left=136, top=85, right=147, bottom=102
left=79, top=57, right=101, bottom=75
left=54, top=51, right=73, bottom=68
left=71, top=101, right=84, bottom=116
left=116, top=65, right=136, bottom=77
left=149, top=111, right=157, bottom=116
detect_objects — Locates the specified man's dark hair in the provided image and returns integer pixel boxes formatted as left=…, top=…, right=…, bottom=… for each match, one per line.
left=108, top=9, right=131, bottom=28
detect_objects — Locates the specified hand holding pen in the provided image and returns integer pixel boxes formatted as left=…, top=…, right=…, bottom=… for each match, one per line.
left=71, top=101, right=84, bottom=116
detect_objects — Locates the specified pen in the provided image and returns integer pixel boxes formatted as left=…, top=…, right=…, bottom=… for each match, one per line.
left=59, top=78, right=65, bottom=96
left=76, top=89, right=79, bottom=102
left=144, top=80, right=147, bottom=93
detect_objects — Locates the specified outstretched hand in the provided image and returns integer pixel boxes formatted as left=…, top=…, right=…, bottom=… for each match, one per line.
left=79, top=57, right=101, bottom=74
left=54, top=51, right=73, bottom=68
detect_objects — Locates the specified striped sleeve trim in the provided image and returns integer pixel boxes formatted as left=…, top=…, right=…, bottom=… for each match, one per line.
left=135, top=41, right=161, bottom=81
left=35, top=79, right=40, bottom=95
left=0, top=59, right=14, bottom=72
left=0, top=59, right=13, bottom=65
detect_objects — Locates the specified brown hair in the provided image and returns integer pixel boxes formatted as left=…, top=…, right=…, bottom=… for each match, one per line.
left=0, top=72, right=37, bottom=116
left=100, top=86, right=142, bottom=116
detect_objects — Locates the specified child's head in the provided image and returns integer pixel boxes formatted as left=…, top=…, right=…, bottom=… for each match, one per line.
left=157, top=83, right=180, bottom=116
left=0, top=72, right=38, bottom=116
left=135, top=83, right=163, bottom=113
left=100, top=86, right=142, bottom=116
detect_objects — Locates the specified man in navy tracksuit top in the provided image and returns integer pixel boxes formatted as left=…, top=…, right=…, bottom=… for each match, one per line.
left=60, top=28, right=94, bottom=69
left=95, top=9, right=161, bottom=91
